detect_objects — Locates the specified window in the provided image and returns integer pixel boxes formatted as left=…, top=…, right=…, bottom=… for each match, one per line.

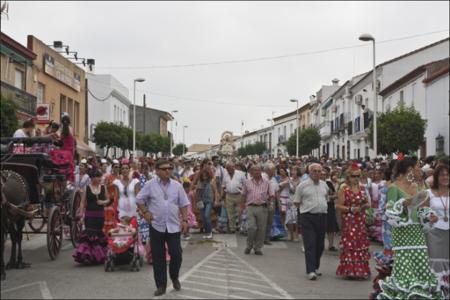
left=74, top=101, right=80, bottom=135
left=283, top=126, right=287, bottom=138
left=123, top=110, right=126, bottom=125
left=14, top=69, right=25, bottom=90
left=290, top=124, right=293, bottom=136
left=60, top=94, right=66, bottom=117
left=37, top=83, right=45, bottom=104
left=68, top=98, right=74, bottom=120
left=412, top=82, right=417, bottom=107
left=400, top=90, right=404, bottom=104
left=113, top=105, right=117, bottom=122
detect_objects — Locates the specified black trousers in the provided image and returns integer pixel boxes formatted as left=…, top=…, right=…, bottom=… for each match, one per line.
left=300, top=213, right=327, bottom=274
left=149, top=225, right=182, bottom=289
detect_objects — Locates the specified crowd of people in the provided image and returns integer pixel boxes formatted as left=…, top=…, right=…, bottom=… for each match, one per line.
left=7, top=117, right=449, bottom=299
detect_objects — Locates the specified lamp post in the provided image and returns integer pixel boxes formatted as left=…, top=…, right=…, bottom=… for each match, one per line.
left=170, top=110, right=178, bottom=157
left=133, top=78, right=145, bottom=159
left=183, top=125, right=188, bottom=156
left=359, top=33, right=377, bottom=158
left=290, top=99, right=299, bottom=157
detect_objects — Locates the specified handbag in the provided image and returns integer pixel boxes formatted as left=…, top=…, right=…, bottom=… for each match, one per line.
left=196, top=200, right=204, bottom=210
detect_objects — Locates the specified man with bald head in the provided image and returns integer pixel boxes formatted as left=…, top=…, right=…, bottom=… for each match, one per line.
left=294, top=163, right=329, bottom=280
left=241, top=165, right=273, bottom=255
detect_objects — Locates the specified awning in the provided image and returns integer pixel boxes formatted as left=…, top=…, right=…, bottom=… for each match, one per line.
left=76, top=139, right=96, bottom=157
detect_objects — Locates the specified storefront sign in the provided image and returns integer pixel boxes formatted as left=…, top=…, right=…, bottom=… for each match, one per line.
left=44, top=54, right=81, bottom=92
left=36, top=103, right=50, bottom=124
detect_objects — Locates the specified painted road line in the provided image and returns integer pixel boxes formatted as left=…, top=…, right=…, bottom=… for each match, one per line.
left=1, top=281, right=53, bottom=299
left=200, top=264, right=255, bottom=274
left=180, top=286, right=249, bottom=299
left=161, top=249, right=220, bottom=297
left=194, top=269, right=268, bottom=283
left=189, top=274, right=275, bottom=289
left=205, top=261, right=242, bottom=268
left=210, top=234, right=238, bottom=247
left=175, top=294, right=206, bottom=299
left=183, top=280, right=282, bottom=298
left=225, top=248, right=293, bottom=299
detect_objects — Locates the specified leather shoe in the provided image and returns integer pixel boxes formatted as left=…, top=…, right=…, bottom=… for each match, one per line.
left=244, top=248, right=251, bottom=255
left=172, top=279, right=181, bottom=291
left=154, top=287, right=166, bottom=296
left=254, top=250, right=263, bottom=255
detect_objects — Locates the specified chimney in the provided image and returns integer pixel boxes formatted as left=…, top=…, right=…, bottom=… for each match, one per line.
left=332, top=78, right=339, bottom=86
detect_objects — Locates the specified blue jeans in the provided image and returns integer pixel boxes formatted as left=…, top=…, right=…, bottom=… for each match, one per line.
left=200, top=202, right=213, bottom=234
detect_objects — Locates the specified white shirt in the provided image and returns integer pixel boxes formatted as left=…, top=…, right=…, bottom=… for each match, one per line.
left=215, top=165, right=226, bottom=184
left=223, top=170, right=246, bottom=194
left=114, top=178, right=140, bottom=218
left=13, top=129, right=28, bottom=138
left=293, top=178, right=329, bottom=214
left=428, top=189, right=449, bottom=230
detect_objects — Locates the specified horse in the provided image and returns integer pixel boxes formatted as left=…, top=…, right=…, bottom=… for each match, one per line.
left=1, top=169, right=34, bottom=280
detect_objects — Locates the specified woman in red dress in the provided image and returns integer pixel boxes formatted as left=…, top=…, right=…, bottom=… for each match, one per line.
left=59, top=113, right=75, bottom=182
left=336, top=163, right=371, bottom=280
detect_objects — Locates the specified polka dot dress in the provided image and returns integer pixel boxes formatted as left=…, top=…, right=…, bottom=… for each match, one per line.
left=377, top=186, right=443, bottom=299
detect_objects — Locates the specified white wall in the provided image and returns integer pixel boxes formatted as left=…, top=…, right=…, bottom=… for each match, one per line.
left=425, top=74, right=449, bottom=155
left=87, top=74, right=131, bottom=157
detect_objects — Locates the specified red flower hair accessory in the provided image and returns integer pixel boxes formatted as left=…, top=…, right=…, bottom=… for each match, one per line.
left=121, top=158, right=129, bottom=165
left=351, top=162, right=360, bottom=171
left=397, top=152, right=404, bottom=161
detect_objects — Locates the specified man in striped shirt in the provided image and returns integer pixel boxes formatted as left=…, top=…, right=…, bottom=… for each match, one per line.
left=241, top=165, right=274, bottom=255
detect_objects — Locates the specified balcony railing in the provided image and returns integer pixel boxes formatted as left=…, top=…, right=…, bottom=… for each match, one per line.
left=1, top=81, right=37, bottom=116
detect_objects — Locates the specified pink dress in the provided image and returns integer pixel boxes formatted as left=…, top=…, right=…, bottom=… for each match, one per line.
left=54, top=133, right=75, bottom=182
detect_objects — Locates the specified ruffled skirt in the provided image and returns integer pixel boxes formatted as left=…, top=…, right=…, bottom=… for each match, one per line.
left=73, top=230, right=108, bottom=264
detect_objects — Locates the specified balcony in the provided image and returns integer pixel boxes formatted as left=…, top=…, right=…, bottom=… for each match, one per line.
left=0, top=81, right=37, bottom=116
left=320, top=121, right=332, bottom=139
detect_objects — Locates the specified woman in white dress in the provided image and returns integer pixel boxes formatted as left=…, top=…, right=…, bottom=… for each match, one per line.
left=113, top=160, right=141, bottom=226
left=425, top=164, right=449, bottom=299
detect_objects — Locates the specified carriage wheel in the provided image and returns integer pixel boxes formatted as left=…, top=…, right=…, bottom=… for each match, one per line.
left=28, top=202, right=47, bottom=233
left=47, top=206, right=63, bottom=260
left=69, top=191, right=82, bottom=248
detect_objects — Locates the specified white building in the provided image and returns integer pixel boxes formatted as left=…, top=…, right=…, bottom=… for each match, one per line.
left=347, top=37, right=449, bottom=158
left=379, top=58, right=449, bottom=156
left=87, top=73, right=131, bottom=157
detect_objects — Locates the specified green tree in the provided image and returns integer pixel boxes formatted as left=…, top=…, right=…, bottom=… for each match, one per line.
left=367, top=104, right=426, bottom=155
left=0, top=96, right=18, bottom=137
left=92, top=121, right=117, bottom=157
left=173, top=143, right=187, bottom=156
left=237, top=142, right=267, bottom=156
left=286, top=127, right=321, bottom=156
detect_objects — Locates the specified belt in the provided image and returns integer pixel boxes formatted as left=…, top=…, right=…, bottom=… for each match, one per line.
left=301, top=212, right=327, bottom=216
left=248, top=203, right=267, bottom=207
left=227, top=192, right=241, bottom=195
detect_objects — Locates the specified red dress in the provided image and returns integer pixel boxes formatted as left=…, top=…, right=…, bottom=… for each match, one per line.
left=336, top=187, right=371, bottom=279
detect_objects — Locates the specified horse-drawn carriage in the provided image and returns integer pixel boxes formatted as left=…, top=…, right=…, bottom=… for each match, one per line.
left=1, top=136, right=82, bottom=261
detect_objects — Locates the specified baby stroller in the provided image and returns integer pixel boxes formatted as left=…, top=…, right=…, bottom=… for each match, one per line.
left=104, top=218, right=144, bottom=272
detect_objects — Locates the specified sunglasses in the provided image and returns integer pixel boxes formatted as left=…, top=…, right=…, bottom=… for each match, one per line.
left=159, top=167, right=173, bottom=171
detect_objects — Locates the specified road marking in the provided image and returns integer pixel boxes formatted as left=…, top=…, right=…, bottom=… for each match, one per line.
left=175, top=294, right=206, bottom=299
left=194, top=269, right=268, bottom=283
left=189, top=274, right=275, bottom=289
left=184, top=280, right=282, bottom=298
left=181, top=287, right=248, bottom=299
left=205, top=260, right=242, bottom=268
left=200, top=264, right=255, bottom=274
left=211, top=234, right=237, bottom=247
left=1, top=281, right=53, bottom=299
left=225, top=248, right=293, bottom=299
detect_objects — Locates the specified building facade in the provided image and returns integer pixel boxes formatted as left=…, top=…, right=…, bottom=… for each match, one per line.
left=27, top=35, right=89, bottom=148
left=0, top=32, right=37, bottom=122
left=87, top=73, right=131, bottom=157
left=129, top=105, right=173, bottom=137
left=379, top=58, right=449, bottom=156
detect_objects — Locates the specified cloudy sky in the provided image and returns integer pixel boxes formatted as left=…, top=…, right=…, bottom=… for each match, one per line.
left=1, top=1, right=448, bottom=146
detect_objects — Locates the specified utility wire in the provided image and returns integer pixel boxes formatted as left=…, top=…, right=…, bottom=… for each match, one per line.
left=87, top=88, right=113, bottom=101
left=96, top=29, right=449, bottom=70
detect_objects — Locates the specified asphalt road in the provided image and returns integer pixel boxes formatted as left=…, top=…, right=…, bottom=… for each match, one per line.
left=1, top=230, right=382, bottom=299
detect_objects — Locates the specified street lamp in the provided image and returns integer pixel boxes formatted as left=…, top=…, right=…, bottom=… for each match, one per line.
left=183, top=125, right=188, bottom=156
left=133, top=77, right=145, bottom=159
left=359, top=33, right=377, bottom=158
left=170, top=110, right=178, bottom=157
left=290, top=99, right=299, bottom=158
